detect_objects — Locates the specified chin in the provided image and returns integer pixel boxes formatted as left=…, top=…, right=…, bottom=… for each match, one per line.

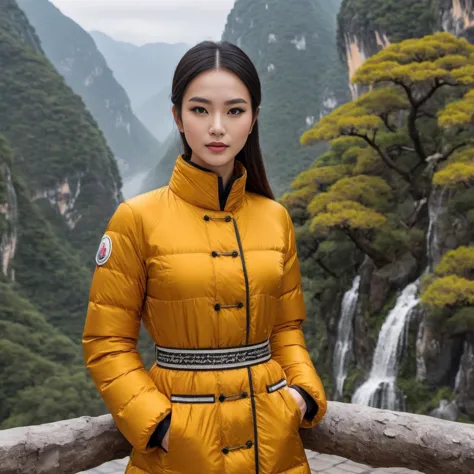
left=201, top=149, right=234, bottom=167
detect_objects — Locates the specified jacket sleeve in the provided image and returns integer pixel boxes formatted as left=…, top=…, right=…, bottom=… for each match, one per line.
left=82, top=202, right=171, bottom=453
left=270, top=208, right=327, bottom=428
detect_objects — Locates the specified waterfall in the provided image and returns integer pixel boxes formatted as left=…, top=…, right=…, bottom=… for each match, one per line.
left=426, top=186, right=449, bottom=272
left=351, top=280, right=420, bottom=410
left=0, top=165, right=18, bottom=279
left=416, top=185, right=451, bottom=381
left=333, top=276, right=360, bottom=400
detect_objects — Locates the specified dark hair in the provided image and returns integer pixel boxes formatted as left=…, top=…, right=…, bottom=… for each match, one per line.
left=171, top=41, right=274, bottom=200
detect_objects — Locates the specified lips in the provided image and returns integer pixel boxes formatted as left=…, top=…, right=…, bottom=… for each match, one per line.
left=206, top=143, right=229, bottom=153
left=206, top=143, right=228, bottom=147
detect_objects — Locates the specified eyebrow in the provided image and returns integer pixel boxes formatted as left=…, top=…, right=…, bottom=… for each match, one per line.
left=188, top=96, right=248, bottom=105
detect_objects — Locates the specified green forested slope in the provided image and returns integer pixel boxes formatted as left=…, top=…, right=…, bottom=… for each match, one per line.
left=18, top=0, right=162, bottom=180
left=0, top=0, right=124, bottom=428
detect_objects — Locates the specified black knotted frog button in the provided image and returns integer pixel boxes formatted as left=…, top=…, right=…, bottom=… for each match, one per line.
left=203, top=215, right=210, bottom=221
left=225, top=216, right=232, bottom=222
left=231, top=250, right=239, bottom=258
left=246, top=440, right=253, bottom=448
left=219, top=394, right=226, bottom=402
left=237, top=302, right=244, bottom=308
left=222, top=447, right=230, bottom=455
left=211, top=251, right=218, bottom=258
left=214, top=303, right=221, bottom=311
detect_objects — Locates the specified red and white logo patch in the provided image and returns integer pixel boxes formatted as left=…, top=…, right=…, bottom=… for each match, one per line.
left=95, top=234, right=112, bottom=266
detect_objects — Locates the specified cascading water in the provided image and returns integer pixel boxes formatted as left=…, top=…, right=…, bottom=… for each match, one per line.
left=333, top=275, right=360, bottom=400
left=352, top=280, right=420, bottom=410
left=352, top=184, right=451, bottom=410
left=426, top=186, right=450, bottom=271
left=416, top=185, right=451, bottom=381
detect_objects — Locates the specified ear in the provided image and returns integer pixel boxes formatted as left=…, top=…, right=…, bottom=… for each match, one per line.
left=249, top=106, right=260, bottom=134
left=172, top=105, right=184, bottom=133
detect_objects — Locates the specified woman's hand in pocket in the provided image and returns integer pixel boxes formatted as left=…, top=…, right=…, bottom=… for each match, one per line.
left=161, top=426, right=170, bottom=452
left=285, top=386, right=306, bottom=423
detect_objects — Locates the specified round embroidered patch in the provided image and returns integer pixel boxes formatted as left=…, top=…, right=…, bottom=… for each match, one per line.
left=95, top=234, right=112, bottom=266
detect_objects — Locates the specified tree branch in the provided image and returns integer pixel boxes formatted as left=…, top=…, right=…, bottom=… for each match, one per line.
left=439, top=143, right=468, bottom=163
left=314, top=257, right=339, bottom=278
left=348, top=132, right=413, bottom=182
left=343, top=227, right=392, bottom=267
left=380, top=113, right=397, bottom=133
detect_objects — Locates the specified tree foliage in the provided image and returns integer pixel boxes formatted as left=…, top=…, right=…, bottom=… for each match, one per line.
left=420, top=247, right=474, bottom=335
left=301, top=33, right=474, bottom=187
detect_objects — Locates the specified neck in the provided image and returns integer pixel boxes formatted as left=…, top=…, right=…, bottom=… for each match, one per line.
left=190, top=153, right=235, bottom=189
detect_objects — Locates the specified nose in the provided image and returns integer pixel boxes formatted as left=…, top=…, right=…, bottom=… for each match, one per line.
left=209, top=113, right=225, bottom=137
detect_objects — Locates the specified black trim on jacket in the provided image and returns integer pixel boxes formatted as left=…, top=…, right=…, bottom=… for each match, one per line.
left=289, top=385, right=318, bottom=421
left=147, top=413, right=172, bottom=452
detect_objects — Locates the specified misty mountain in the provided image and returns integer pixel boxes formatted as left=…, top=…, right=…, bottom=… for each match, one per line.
left=135, top=85, right=175, bottom=142
left=90, top=30, right=189, bottom=110
left=18, top=0, right=161, bottom=179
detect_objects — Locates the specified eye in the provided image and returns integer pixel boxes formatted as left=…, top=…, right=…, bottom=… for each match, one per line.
left=229, top=108, right=245, bottom=115
left=191, top=106, right=207, bottom=114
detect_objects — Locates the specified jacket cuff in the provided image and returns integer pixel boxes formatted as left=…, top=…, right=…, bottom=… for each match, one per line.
left=290, top=384, right=318, bottom=421
left=147, top=413, right=172, bottom=452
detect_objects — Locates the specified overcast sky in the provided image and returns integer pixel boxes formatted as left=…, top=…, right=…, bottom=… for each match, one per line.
left=50, top=0, right=235, bottom=46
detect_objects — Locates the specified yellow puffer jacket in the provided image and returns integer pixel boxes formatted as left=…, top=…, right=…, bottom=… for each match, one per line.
left=83, top=155, right=327, bottom=474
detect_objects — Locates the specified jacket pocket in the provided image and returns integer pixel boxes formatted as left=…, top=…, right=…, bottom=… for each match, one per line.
left=163, top=395, right=220, bottom=473
left=267, top=378, right=302, bottom=424
left=166, top=394, right=215, bottom=454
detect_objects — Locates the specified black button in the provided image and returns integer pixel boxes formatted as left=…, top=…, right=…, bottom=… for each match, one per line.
left=204, top=215, right=210, bottom=221
left=219, top=394, right=226, bottom=402
left=211, top=251, right=218, bottom=258
left=225, top=216, right=232, bottom=222
left=237, top=302, right=244, bottom=308
left=246, top=440, right=253, bottom=448
left=214, top=303, right=221, bottom=311
left=232, top=251, right=239, bottom=258
left=222, top=447, right=229, bottom=455
left=241, top=392, right=248, bottom=398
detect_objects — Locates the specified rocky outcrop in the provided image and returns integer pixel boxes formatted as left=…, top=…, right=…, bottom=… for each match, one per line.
left=441, top=0, right=474, bottom=40
left=415, top=309, right=465, bottom=386
left=352, top=257, right=377, bottom=373
left=0, top=165, right=18, bottom=279
left=455, top=339, right=474, bottom=417
left=337, top=0, right=474, bottom=99
left=32, top=176, right=83, bottom=230
left=340, top=31, right=391, bottom=99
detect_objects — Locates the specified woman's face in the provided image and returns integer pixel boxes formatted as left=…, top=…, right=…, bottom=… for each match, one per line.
left=173, top=68, right=258, bottom=171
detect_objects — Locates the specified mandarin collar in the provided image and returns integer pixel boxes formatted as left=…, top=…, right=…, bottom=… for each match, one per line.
left=169, top=155, right=247, bottom=212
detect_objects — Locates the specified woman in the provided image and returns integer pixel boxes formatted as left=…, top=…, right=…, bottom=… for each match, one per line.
left=83, top=40, right=327, bottom=474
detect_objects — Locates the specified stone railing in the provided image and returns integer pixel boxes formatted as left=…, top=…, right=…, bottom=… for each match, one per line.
left=1, top=401, right=474, bottom=474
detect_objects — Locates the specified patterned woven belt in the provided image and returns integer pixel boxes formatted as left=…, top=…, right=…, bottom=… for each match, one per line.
left=155, top=339, right=271, bottom=371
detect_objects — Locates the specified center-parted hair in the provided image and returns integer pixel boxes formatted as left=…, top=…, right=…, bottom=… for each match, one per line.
left=171, top=41, right=274, bottom=200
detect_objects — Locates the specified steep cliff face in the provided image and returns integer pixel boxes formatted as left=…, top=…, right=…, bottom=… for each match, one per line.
left=0, top=138, right=17, bottom=280
left=337, top=0, right=439, bottom=98
left=338, top=0, right=474, bottom=99
left=18, top=0, right=161, bottom=179
left=222, top=0, right=350, bottom=195
left=441, top=0, right=474, bottom=40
